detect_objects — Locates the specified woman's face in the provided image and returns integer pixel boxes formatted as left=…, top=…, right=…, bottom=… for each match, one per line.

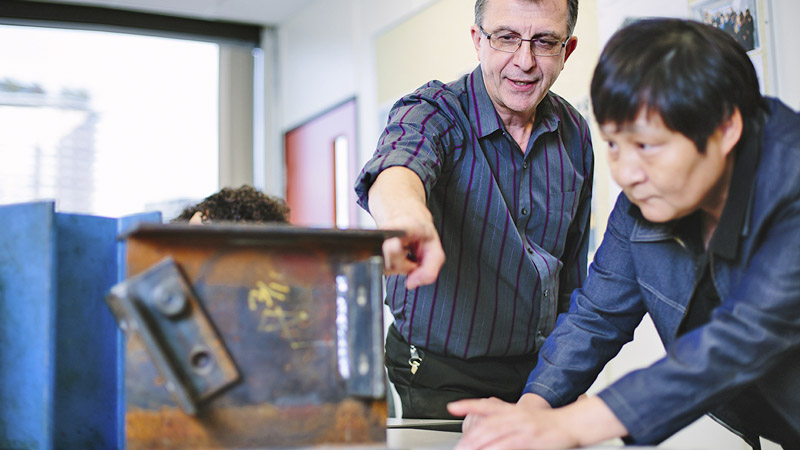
left=601, top=109, right=740, bottom=223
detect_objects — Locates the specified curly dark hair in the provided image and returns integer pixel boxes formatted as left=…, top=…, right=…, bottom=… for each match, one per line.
left=174, top=185, right=290, bottom=224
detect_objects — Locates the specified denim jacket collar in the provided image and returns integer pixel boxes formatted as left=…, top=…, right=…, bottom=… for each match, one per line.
left=708, top=116, right=763, bottom=260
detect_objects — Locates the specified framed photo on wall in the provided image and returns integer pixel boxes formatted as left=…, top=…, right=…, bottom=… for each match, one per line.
left=691, top=0, right=760, bottom=51
left=690, top=0, right=774, bottom=96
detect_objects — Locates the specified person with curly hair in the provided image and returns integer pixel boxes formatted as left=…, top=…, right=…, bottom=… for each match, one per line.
left=174, top=185, right=290, bottom=224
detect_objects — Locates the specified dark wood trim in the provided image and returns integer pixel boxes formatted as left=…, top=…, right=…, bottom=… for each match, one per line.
left=0, top=0, right=262, bottom=46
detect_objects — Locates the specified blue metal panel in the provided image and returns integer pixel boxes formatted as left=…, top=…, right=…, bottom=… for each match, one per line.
left=54, top=212, right=118, bottom=449
left=113, top=212, right=161, bottom=447
left=0, top=201, right=160, bottom=450
left=0, top=201, right=57, bottom=450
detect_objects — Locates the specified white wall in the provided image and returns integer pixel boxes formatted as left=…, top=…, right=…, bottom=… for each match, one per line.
left=277, top=0, right=355, bottom=132
left=259, top=0, right=435, bottom=221
left=261, top=0, right=799, bottom=201
left=277, top=0, right=437, bottom=133
left=264, top=0, right=799, bottom=208
left=770, top=0, right=800, bottom=109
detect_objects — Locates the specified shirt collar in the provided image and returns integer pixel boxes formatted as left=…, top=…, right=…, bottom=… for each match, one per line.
left=467, top=65, right=560, bottom=138
left=536, top=95, right=560, bottom=133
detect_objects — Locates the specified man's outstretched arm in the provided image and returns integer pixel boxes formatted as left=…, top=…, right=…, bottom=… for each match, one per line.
left=367, top=166, right=445, bottom=290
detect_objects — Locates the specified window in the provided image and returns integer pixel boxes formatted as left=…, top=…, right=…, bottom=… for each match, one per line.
left=0, top=24, right=219, bottom=218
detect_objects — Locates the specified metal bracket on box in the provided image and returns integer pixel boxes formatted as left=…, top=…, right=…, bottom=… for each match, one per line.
left=335, top=255, right=386, bottom=398
left=105, top=257, right=240, bottom=415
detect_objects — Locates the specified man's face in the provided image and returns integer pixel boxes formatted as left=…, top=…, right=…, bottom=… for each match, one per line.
left=601, top=109, right=739, bottom=223
left=471, top=0, right=576, bottom=122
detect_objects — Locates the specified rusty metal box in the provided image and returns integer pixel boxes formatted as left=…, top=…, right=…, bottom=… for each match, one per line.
left=106, top=223, right=392, bottom=449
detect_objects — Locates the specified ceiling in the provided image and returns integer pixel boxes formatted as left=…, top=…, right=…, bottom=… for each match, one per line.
left=23, top=0, right=318, bottom=26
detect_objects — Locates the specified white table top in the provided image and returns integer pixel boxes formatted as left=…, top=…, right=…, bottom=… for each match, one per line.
left=305, top=419, right=638, bottom=449
left=387, top=419, right=463, bottom=449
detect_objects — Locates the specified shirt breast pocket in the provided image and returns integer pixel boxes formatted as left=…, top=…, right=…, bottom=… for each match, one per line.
left=539, top=189, right=578, bottom=254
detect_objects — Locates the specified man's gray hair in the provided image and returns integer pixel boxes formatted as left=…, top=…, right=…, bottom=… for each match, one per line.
left=474, top=0, right=579, bottom=37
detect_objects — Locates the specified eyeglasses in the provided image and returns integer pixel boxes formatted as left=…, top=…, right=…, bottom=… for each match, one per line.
left=479, top=26, right=568, bottom=57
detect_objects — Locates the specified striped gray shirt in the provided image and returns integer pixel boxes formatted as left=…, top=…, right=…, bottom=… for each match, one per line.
left=355, top=66, right=593, bottom=359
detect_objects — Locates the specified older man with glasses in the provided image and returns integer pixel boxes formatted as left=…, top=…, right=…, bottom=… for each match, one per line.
left=354, top=0, right=592, bottom=419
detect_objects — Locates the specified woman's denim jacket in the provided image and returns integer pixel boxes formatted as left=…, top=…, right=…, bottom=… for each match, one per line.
left=524, top=98, right=800, bottom=446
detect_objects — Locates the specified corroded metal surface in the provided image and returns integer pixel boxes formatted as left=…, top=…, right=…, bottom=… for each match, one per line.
left=107, top=258, right=240, bottom=415
left=125, top=399, right=386, bottom=449
left=119, top=224, right=393, bottom=448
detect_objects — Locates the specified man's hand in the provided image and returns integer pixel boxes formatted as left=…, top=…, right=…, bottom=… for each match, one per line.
left=368, top=167, right=445, bottom=289
left=448, top=397, right=579, bottom=449
left=380, top=214, right=445, bottom=289
left=447, top=395, right=627, bottom=449
left=459, top=393, right=551, bottom=434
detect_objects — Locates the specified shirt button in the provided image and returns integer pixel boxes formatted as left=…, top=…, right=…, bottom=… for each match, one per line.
left=543, top=289, right=549, bottom=297
left=523, top=161, right=528, bottom=169
left=521, top=208, right=528, bottom=215
left=526, top=247, right=533, bottom=254
left=536, top=330, right=543, bottom=337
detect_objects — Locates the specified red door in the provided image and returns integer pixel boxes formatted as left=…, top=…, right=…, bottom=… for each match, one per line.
left=284, top=99, right=359, bottom=228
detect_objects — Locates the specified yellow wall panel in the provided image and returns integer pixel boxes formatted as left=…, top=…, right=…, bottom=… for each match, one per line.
left=376, top=0, right=476, bottom=106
